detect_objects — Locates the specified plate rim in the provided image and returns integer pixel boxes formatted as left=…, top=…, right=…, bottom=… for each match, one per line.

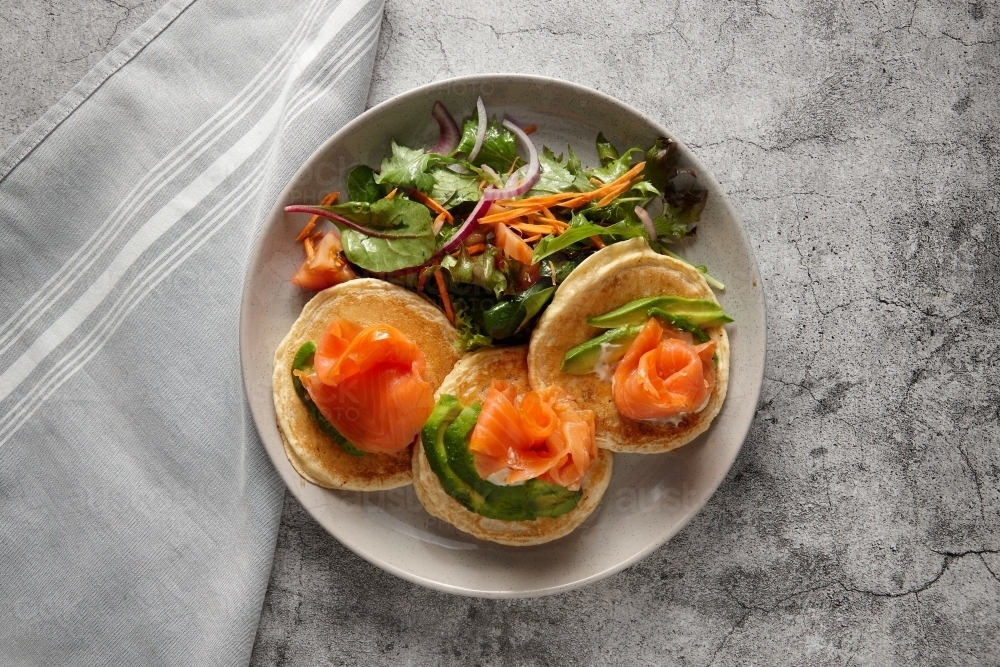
left=240, top=73, right=767, bottom=598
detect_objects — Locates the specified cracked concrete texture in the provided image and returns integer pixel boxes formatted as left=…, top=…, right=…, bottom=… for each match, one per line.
left=1, top=0, right=996, bottom=665
left=0, top=0, right=164, bottom=151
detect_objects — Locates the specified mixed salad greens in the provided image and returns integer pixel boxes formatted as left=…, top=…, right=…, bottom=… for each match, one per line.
left=286, top=98, right=718, bottom=351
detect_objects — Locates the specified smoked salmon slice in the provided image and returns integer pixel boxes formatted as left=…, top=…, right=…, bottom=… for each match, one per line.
left=612, top=318, right=716, bottom=421
left=469, top=381, right=597, bottom=490
left=300, top=318, right=433, bottom=454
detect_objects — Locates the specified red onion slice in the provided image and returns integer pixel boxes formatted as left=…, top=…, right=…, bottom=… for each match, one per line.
left=479, top=164, right=501, bottom=185
left=634, top=205, right=657, bottom=242
left=481, top=120, right=540, bottom=201
left=436, top=195, right=491, bottom=255
left=466, top=97, right=487, bottom=162
left=430, top=101, right=460, bottom=155
left=284, top=205, right=423, bottom=239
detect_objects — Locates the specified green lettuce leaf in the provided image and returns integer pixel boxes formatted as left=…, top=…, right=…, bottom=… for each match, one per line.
left=566, top=145, right=584, bottom=176
left=455, top=117, right=519, bottom=173
left=532, top=221, right=646, bottom=263
left=429, top=167, right=481, bottom=207
left=595, top=132, right=620, bottom=166
left=695, top=264, right=725, bottom=290
left=318, top=198, right=426, bottom=233
left=537, top=257, right=577, bottom=283
left=482, top=282, right=556, bottom=339
left=440, top=245, right=508, bottom=297
left=374, top=141, right=441, bottom=193
left=652, top=210, right=690, bottom=244
left=527, top=147, right=594, bottom=196
left=642, top=136, right=680, bottom=192
left=453, top=299, right=493, bottom=352
left=336, top=198, right=436, bottom=272
left=530, top=147, right=576, bottom=194
left=346, top=165, right=382, bottom=203
left=586, top=180, right=660, bottom=228
left=589, top=147, right=642, bottom=184
left=664, top=189, right=708, bottom=226
left=643, top=136, right=708, bottom=232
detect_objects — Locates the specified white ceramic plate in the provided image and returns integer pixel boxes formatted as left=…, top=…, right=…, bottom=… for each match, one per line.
left=241, top=74, right=766, bottom=598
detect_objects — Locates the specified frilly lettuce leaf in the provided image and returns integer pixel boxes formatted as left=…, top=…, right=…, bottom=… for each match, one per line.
left=453, top=300, right=493, bottom=352
left=440, top=245, right=508, bottom=297
left=589, top=147, right=642, bottom=184
left=429, top=167, right=481, bottom=207
left=455, top=117, right=519, bottom=173
left=374, top=141, right=442, bottom=193
left=527, top=147, right=594, bottom=196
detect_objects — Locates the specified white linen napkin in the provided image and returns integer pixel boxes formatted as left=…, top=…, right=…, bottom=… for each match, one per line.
left=0, top=0, right=383, bottom=663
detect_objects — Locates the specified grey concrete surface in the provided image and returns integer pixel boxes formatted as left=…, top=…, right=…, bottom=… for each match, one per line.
left=3, top=1, right=998, bottom=665
left=0, top=0, right=165, bottom=152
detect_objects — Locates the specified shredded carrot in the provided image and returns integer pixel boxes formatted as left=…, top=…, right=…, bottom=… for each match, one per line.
left=530, top=213, right=567, bottom=229
left=523, top=124, right=537, bottom=135
left=479, top=179, right=489, bottom=191
left=481, top=161, right=646, bottom=227
left=480, top=206, right=548, bottom=225
left=417, top=269, right=430, bottom=293
left=614, top=161, right=646, bottom=184
left=595, top=182, right=633, bottom=208
left=303, top=235, right=316, bottom=261
left=563, top=187, right=618, bottom=209
left=510, top=222, right=557, bottom=235
left=385, top=188, right=398, bottom=199
left=494, top=162, right=643, bottom=211
left=557, top=195, right=589, bottom=209
left=590, top=235, right=606, bottom=249
left=559, top=162, right=646, bottom=208
left=412, top=190, right=453, bottom=223
left=295, top=190, right=340, bottom=241
left=295, top=219, right=317, bottom=242
left=465, top=243, right=486, bottom=255
left=496, top=193, right=578, bottom=208
left=523, top=234, right=543, bottom=243
left=589, top=177, right=604, bottom=187
left=434, top=269, right=454, bottom=325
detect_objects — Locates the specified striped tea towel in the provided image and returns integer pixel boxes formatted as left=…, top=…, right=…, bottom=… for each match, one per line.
left=0, top=0, right=383, bottom=663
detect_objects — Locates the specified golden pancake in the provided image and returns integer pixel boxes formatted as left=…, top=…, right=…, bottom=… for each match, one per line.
left=273, top=278, right=462, bottom=490
left=412, top=346, right=614, bottom=546
left=528, top=238, right=730, bottom=454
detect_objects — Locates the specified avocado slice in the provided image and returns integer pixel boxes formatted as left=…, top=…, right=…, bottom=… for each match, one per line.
left=291, top=341, right=366, bottom=457
left=561, top=324, right=644, bottom=375
left=420, top=396, right=485, bottom=510
left=648, top=308, right=711, bottom=344
left=587, top=295, right=733, bottom=328
left=421, top=395, right=582, bottom=521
